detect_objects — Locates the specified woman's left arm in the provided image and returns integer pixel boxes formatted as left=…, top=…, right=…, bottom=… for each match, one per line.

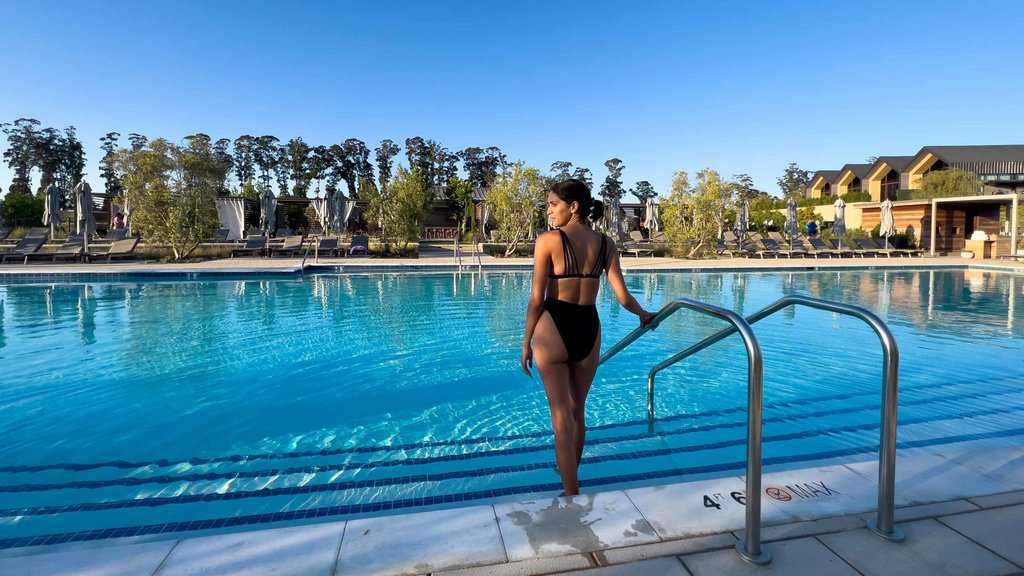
left=521, top=234, right=551, bottom=376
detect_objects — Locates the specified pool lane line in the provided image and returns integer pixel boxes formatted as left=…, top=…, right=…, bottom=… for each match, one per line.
left=2, top=397, right=1020, bottom=504
left=1, top=425, right=1022, bottom=551
left=0, top=377, right=1003, bottom=474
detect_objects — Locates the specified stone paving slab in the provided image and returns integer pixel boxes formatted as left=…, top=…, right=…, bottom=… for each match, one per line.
left=753, top=463, right=876, bottom=521
left=931, top=443, right=1024, bottom=491
left=598, top=533, right=736, bottom=566
left=681, top=536, right=859, bottom=576
left=336, top=506, right=506, bottom=576
left=938, top=504, right=1024, bottom=567
left=433, top=554, right=593, bottom=576
left=495, top=491, right=659, bottom=562
left=969, top=490, right=1024, bottom=509
left=155, top=521, right=344, bottom=576
left=556, top=557, right=689, bottom=575
left=844, top=448, right=1016, bottom=507
left=0, top=539, right=177, bottom=576
left=624, top=476, right=787, bottom=540
left=818, top=519, right=1020, bottom=576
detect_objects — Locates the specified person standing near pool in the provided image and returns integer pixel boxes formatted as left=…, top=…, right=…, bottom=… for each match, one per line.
left=521, top=178, right=656, bottom=496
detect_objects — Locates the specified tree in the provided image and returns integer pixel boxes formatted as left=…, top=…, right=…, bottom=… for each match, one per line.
left=273, top=145, right=291, bottom=196
left=361, top=166, right=430, bottom=249
left=777, top=162, right=811, bottom=199
left=446, top=176, right=475, bottom=236
left=127, top=133, right=148, bottom=152
left=212, top=138, right=233, bottom=195
left=631, top=180, right=657, bottom=203
left=57, top=126, right=86, bottom=192
left=114, top=138, right=220, bottom=260
left=286, top=137, right=312, bottom=196
left=434, top=146, right=459, bottom=190
left=1, top=118, right=41, bottom=196
left=661, top=168, right=726, bottom=257
left=253, top=135, right=279, bottom=192
left=99, top=132, right=123, bottom=196
left=405, top=136, right=433, bottom=183
left=485, top=163, right=546, bottom=256
left=342, top=138, right=373, bottom=197
left=550, top=161, right=574, bottom=182
left=461, top=146, right=507, bottom=188
left=600, top=158, right=625, bottom=204
left=375, top=139, right=400, bottom=192
left=731, top=173, right=756, bottom=202
left=915, top=169, right=983, bottom=199
left=308, top=145, right=331, bottom=195
left=232, top=135, right=257, bottom=189
left=34, top=127, right=63, bottom=192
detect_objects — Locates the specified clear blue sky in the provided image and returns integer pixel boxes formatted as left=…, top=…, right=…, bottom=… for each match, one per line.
left=1, top=0, right=1023, bottom=200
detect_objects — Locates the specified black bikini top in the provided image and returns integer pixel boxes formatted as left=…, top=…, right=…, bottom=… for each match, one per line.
left=549, top=229, right=608, bottom=280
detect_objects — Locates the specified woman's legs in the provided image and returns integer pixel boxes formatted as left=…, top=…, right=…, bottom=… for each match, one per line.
left=568, top=329, right=600, bottom=465
left=533, top=310, right=579, bottom=495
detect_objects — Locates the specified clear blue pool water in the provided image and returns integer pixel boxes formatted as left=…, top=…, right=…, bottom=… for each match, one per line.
left=0, top=268, right=1021, bottom=547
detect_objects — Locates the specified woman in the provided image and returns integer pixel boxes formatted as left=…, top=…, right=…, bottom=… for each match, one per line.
left=520, top=179, right=655, bottom=496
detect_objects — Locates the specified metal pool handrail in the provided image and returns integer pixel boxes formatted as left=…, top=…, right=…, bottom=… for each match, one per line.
left=609, top=294, right=905, bottom=554
left=599, top=297, right=771, bottom=565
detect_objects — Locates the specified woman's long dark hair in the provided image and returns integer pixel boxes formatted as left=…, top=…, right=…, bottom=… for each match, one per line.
left=550, top=179, right=605, bottom=224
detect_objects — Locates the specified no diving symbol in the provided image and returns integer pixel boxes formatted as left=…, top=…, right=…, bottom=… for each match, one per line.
left=766, top=487, right=792, bottom=502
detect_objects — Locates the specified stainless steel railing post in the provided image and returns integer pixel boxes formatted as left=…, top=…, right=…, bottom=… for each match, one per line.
left=600, top=297, right=771, bottom=565
left=614, top=294, right=904, bottom=550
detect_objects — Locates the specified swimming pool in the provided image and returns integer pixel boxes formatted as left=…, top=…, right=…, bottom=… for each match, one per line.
left=0, top=268, right=1021, bottom=548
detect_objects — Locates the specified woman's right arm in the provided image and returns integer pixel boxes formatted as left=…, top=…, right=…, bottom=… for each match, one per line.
left=605, top=240, right=656, bottom=327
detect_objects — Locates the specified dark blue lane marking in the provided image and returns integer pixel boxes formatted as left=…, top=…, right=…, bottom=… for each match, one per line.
left=0, top=378, right=1004, bottom=474
left=2, top=426, right=1021, bottom=550
left=2, top=399, right=1020, bottom=511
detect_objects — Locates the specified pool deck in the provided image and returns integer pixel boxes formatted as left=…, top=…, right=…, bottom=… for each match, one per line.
left=1, top=436, right=1022, bottom=575
left=0, top=253, right=1021, bottom=277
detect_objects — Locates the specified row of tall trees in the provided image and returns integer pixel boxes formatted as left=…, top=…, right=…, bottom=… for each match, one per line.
left=1, top=118, right=86, bottom=197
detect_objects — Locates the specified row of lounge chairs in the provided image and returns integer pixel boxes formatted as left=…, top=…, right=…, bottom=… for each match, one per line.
left=229, top=234, right=370, bottom=258
left=719, top=231, right=925, bottom=259
left=0, top=228, right=140, bottom=264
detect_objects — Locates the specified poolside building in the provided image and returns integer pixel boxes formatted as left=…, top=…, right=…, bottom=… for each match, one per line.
left=806, top=145, right=1024, bottom=258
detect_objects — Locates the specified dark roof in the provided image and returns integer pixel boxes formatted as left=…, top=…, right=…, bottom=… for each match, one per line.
left=832, top=164, right=872, bottom=184
left=810, top=170, right=840, bottom=186
left=915, top=145, right=1024, bottom=175
left=870, top=156, right=915, bottom=174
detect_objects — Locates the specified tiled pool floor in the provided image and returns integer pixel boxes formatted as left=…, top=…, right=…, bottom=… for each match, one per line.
left=1, top=436, right=1021, bottom=575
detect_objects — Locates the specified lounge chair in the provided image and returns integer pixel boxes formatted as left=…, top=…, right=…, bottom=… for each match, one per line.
left=213, top=228, right=230, bottom=242
left=106, top=228, right=128, bottom=241
left=622, top=231, right=655, bottom=258
left=231, top=235, right=268, bottom=258
left=763, top=237, right=805, bottom=258
left=25, top=238, right=84, bottom=263
left=24, top=227, right=50, bottom=238
left=348, top=234, right=370, bottom=256
left=0, top=227, right=11, bottom=241
left=0, top=235, right=48, bottom=264
left=749, top=238, right=782, bottom=258
left=316, top=237, right=342, bottom=257
left=869, top=237, right=921, bottom=257
left=842, top=238, right=877, bottom=258
left=806, top=237, right=841, bottom=258
left=269, top=235, right=305, bottom=257
left=87, top=237, right=140, bottom=262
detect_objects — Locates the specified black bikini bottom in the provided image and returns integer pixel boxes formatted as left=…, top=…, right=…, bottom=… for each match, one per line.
left=543, top=298, right=600, bottom=363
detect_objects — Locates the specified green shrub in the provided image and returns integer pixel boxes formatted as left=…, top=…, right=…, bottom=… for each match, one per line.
left=1, top=193, right=44, bottom=227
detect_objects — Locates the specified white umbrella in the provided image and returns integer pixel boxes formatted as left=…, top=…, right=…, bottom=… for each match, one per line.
left=74, top=181, right=95, bottom=257
left=784, top=197, right=799, bottom=251
left=643, top=197, right=661, bottom=234
left=879, top=198, right=896, bottom=250
left=43, top=183, right=62, bottom=237
left=259, top=189, right=277, bottom=236
left=833, top=197, right=847, bottom=249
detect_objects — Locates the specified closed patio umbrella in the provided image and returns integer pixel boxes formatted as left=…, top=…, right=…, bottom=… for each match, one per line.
left=833, top=197, right=847, bottom=250
left=43, top=183, right=62, bottom=238
left=736, top=197, right=749, bottom=246
left=74, top=181, right=95, bottom=256
left=643, top=197, right=661, bottom=234
left=784, top=197, right=799, bottom=251
left=259, top=189, right=277, bottom=236
left=330, top=190, right=346, bottom=233
left=879, top=198, right=895, bottom=250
